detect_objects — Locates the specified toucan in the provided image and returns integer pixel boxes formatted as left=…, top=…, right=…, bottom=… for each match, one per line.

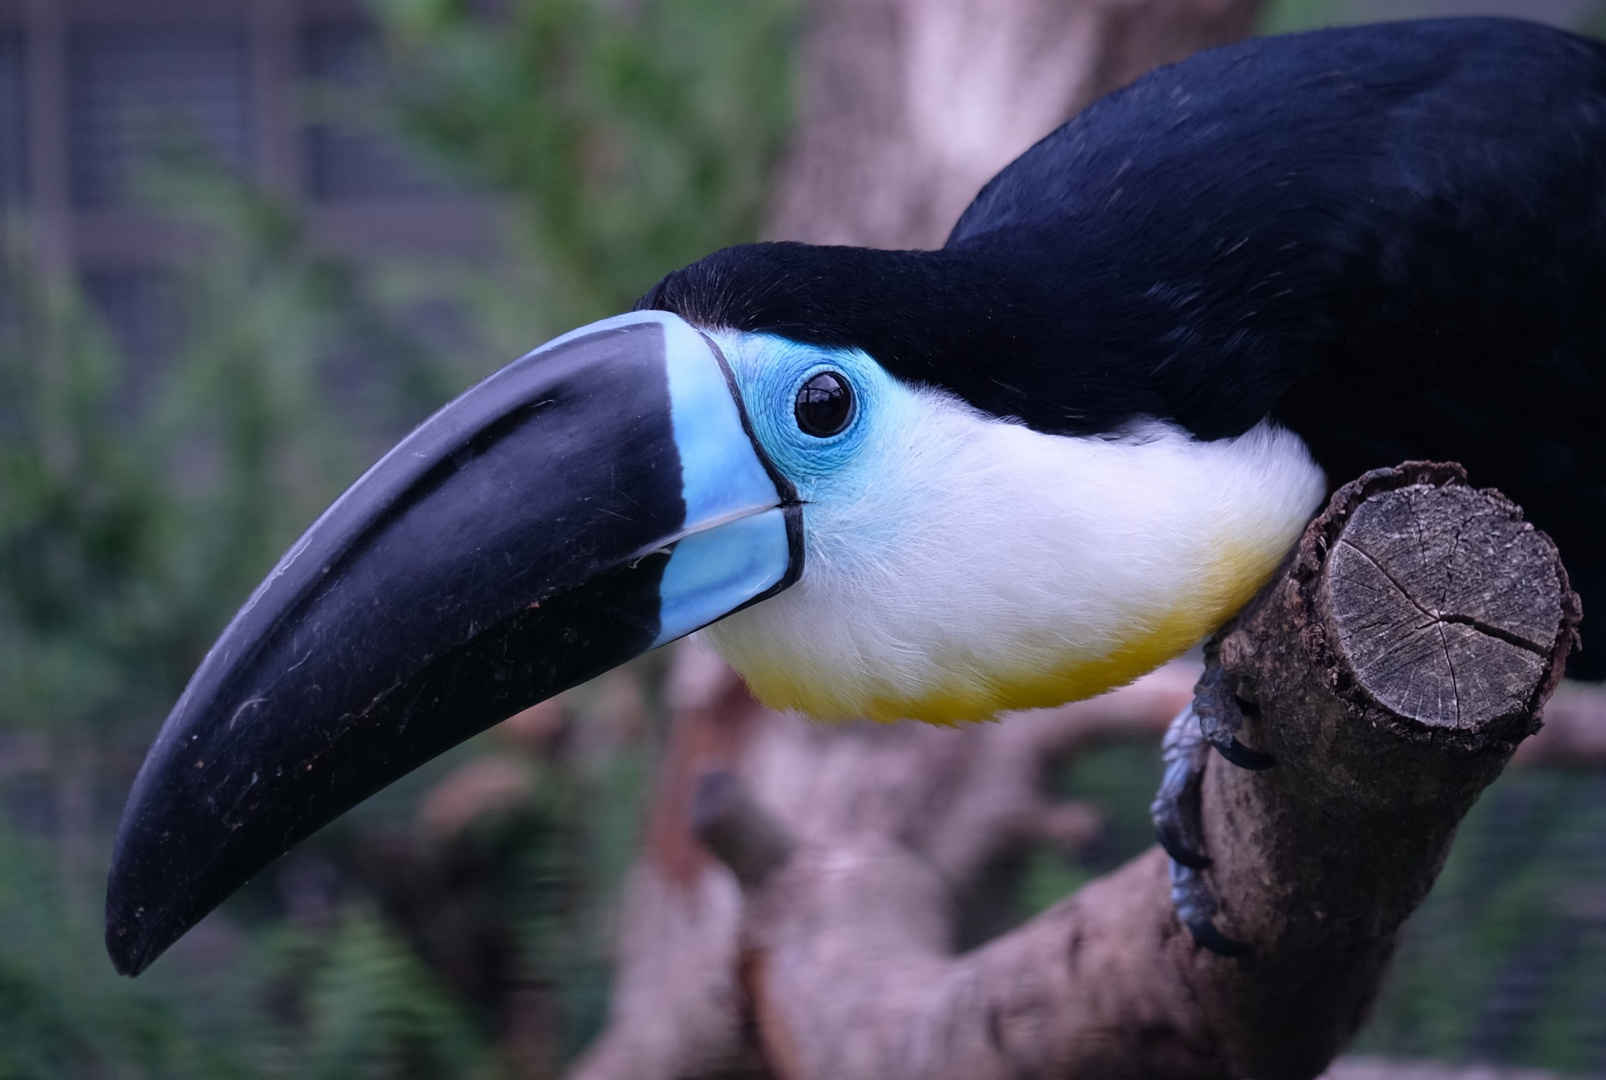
left=107, top=17, right=1606, bottom=975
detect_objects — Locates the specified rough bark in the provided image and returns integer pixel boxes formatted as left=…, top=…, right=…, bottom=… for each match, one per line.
left=684, top=465, right=1578, bottom=1080
left=1186, top=464, right=1578, bottom=1079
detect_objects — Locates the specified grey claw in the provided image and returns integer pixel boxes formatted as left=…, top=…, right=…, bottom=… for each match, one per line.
left=1154, top=803, right=1211, bottom=869
left=1194, top=665, right=1275, bottom=771
left=1186, top=919, right=1252, bottom=958
left=1205, top=731, right=1276, bottom=771
left=1170, top=860, right=1251, bottom=957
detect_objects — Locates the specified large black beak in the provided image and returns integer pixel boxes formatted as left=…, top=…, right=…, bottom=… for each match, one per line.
left=106, top=312, right=801, bottom=975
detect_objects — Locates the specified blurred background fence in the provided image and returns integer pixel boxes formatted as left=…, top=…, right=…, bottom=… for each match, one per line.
left=0, top=0, right=1603, bottom=1077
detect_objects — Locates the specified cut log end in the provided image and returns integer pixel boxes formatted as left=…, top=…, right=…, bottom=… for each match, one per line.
left=1199, top=463, right=1583, bottom=1080
left=1292, top=463, right=1579, bottom=749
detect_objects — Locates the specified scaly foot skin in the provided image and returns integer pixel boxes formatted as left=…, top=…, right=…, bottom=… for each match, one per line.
left=1151, top=704, right=1211, bottom=870
left=1149, top=672, right=1267, bottom=957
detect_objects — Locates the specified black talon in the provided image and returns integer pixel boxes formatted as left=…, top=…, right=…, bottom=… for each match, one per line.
left=1154, top=804, right=1211, bottom=869
left=1204, top=731, right=1277, bottom=771
left=1153, top=690, right=1254, bottom=956
left=1185, top=918, right=1253, bottom=958
left=1194, top=666, right=1276, bottom=771
left=1170, top=860, right=1251, bottom=957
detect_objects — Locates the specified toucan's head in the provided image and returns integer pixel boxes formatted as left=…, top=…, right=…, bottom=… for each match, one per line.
left=106, top=241, right=1324, bottom=975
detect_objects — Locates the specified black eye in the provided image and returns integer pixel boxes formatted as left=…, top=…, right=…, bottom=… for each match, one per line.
left=794, top=371, right=855, bottom=437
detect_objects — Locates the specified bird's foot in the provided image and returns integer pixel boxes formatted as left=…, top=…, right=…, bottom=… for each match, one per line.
left=1150, top=701, right=1211, bottom=871
left=1194, top=663, right=1275, bottom=771
left=1149, top=668, right=1270, bottom=956
left=1170, top=857, right=1250, bottom=957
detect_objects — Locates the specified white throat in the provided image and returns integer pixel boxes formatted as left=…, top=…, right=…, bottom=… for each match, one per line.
left=703, top=387, right=1327, bottom=724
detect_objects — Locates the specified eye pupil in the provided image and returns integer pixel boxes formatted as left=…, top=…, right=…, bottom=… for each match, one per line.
left=794, top=372, right=855, bottom=437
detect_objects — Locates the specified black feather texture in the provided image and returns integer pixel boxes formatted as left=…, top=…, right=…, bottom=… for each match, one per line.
left=639, top=18, right=1606, bottom=675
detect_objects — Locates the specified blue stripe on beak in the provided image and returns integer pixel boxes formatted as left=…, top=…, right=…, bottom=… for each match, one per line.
left=653, top=318, right=800, bottom=648
left=654, top=509, right=793, bottom=648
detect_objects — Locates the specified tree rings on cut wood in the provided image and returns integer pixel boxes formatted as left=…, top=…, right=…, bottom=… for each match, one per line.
left=1293, top=462, right=1580, bottom=749
left=1197, top=465, right=1581, bottom=1080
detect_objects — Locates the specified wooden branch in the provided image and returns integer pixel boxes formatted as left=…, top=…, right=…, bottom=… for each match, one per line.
left=1188, top=463, right=1578, bottom=1079
left=709, top=464, right=1578, bottom=1080
left=692, top=770, right=796, bottom=891
left=566, top=661, right=1193, bottom=1080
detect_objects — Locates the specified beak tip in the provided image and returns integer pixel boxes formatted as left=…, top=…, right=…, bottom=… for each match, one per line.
left=106, top=945, right=146, bottom=979
left=104, top=911, right=157, bottom=977
left=105, top=830, right=191, bottom=977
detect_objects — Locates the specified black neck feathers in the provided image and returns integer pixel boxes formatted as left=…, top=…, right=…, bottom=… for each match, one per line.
left=638, top=240, right=1168, bottom=436
left=639, top=18, right=1606, bottom=457
left=636, top=225, right=1331, bottom=441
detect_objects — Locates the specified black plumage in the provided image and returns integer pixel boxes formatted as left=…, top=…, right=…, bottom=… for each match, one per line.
left=641, top=18, right=1606, bottom=677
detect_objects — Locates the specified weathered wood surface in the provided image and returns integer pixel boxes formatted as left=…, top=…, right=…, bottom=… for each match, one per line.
left=1321, top=470, right=1566, bottom=736
left=673, top=465, right=1577, bottom=1080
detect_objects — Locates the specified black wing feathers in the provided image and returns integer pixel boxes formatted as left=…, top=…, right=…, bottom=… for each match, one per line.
left=645, top=19, right=1606, bottom=439
left=642, top=18, right=1606, bottom=673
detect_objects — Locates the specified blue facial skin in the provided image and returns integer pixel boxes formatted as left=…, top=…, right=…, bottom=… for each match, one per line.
left=651, top=326, right=901, bottom=651
left=717, top=332, right=887, bottom=494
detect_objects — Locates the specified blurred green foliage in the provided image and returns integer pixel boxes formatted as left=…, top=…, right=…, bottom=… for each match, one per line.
left=377, top=0, right=794, bottom=323
left=0, top=179, right=509, bottom=1078
left=0, top=0, right=794, bottom=1076
left=1359, top=770, right=1606, bottom=1070
left=0, top=186, right=445, bottom=744
left=1257, top=0, right=1344, bottom=34
left=3, top=1, right=1605, bottom=1076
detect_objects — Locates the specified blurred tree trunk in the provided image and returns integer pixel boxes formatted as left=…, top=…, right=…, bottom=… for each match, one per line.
left=768, top=0, right=1264, bottom=249
left=565, top=3, right=1263, bottom=1078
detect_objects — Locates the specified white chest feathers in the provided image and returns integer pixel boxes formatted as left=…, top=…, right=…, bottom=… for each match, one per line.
left=702, top=387, right=1327, bottom=724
